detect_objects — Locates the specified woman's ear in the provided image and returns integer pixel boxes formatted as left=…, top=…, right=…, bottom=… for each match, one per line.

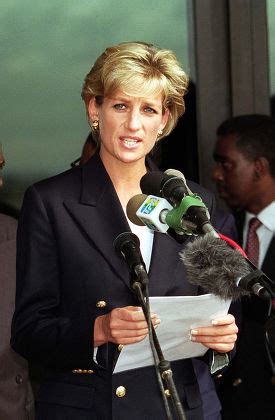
left=87, top=97, right=99, bottom=121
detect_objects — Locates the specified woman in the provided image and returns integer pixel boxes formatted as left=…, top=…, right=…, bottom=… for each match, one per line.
left=11, top=42, right=237, bottom=419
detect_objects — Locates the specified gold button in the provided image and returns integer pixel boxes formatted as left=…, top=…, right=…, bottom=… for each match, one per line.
left=72, top=369, right=83, bottom=374
left=96, top=300, right=107, bottom=308
left=118, top=344, right=124, bottom=352
left=116, top=386, right=126, bottom=397
left=232, top=378, right=242, bottom=387
left=72, top=368, right=94, bottom=374
left=164, top=389, right=171, bottom=397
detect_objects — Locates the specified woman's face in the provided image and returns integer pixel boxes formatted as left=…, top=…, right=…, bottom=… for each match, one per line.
left=88, top=90, right=169, bottom=166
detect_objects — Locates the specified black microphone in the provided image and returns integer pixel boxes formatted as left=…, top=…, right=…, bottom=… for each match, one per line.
left=180, top=233, right=273, bottom=300
left=113, top=232, right=148, bottom=287
left=164, top=169, right=193, bottom=195
left=140, top=171, right=189, bottom=207
left=164, top=169, right=217, bottom=237
left=140, top=170, right=217, bottom=236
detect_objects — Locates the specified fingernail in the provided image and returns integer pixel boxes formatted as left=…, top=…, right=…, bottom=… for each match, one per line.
left=155, top=318, right=161, bottom=325
left=212, top=320, right=219, bottom=325
left=191, top=329, right=198, bottom=335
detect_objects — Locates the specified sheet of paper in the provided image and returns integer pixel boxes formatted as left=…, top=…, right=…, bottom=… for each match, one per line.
left=113, top=294, right=231, bottom=374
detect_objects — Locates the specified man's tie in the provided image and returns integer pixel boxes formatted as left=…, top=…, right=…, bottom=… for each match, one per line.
left=245, top=217, right=262, bottom=267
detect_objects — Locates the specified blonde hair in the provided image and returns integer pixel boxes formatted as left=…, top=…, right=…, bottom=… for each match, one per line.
left=81, top=41, right=189, bottom=139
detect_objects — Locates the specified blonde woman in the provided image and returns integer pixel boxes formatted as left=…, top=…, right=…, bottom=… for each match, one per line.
left=12, top=42, right=237, bottom=419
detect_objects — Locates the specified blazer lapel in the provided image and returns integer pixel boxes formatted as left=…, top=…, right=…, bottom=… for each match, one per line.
left=148, top=232, right=198, bottom=296
left=64, top=154, right=132, bottom=289
left=234, top=210, right=245, bottom=245
left=262, top=236, right=275, bottom=283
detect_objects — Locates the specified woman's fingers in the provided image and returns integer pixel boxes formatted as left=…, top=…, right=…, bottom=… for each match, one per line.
left=103, top=306, right=160, bottom=344
left=190, top=314, right=238, bottom=352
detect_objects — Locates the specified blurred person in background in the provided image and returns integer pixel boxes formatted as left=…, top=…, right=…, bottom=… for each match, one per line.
left=212, top=114, right=275, bottom=419
left=0, top=143, right=34, bottom=419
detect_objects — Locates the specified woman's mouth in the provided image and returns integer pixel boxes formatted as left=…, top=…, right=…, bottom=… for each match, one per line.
left=120, top=137, right=141, bottom=148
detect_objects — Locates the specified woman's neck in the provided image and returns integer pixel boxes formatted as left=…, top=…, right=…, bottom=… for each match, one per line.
left=101, top=155, right=147, bottom=208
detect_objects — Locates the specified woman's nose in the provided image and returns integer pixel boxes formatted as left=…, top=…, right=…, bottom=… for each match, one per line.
left=126, top=110, right=142, bottom=131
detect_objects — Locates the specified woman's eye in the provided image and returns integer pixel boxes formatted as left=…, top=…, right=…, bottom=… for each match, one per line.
left=144, top=107, right=156, bottom=113
left=114, top=103, right=126, bottom=110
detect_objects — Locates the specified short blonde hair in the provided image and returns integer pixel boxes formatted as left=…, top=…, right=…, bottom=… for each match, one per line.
left=81, top=41, right=189, bottom=139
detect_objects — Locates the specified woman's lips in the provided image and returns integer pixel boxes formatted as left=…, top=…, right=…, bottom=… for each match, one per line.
left=120, top=136, right=142, bottom=148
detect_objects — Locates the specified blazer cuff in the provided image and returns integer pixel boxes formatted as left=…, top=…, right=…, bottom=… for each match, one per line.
left=210, top=350, right=229, bottom=375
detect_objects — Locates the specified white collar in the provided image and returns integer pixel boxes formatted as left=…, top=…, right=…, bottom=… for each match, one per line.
left=246, top=201, right=275, bottom=233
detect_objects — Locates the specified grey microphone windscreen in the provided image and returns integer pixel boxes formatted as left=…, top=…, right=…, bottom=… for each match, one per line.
left=180, top=234, right=252, bottom=300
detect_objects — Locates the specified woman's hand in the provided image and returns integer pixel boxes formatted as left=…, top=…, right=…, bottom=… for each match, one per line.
left=94, top=306, right=160, bottom=347
left=190, top=314, right=238, bottom=353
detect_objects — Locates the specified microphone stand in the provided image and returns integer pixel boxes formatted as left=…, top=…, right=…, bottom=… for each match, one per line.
left=131, top=264, right=186, bottom=420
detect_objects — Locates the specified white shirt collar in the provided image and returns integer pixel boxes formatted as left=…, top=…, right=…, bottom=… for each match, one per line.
left=246, top=200, right=275, bottom=233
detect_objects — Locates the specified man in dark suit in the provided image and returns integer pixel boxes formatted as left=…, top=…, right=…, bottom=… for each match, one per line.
left=0, top=145, right=34, bottom=419
left=212, top=114, right=275, bottom=419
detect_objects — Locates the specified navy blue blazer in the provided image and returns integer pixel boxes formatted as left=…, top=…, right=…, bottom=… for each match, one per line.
left=12, top=153, right=226, bottom=420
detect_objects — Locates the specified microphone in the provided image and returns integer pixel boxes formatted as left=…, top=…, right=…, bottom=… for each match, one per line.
left=126, top=194, right=147, bottom=226
left=140, top=171, right=217, bottom=236
left=127, top=193, right=200, bottom=236
left=164, top=169, right=193, bottom=195
left=164, top=169, right=217, bottom=237
left=126, top=194, right=173, bottom=233
left=114, top=233, right=186, bottom=419
left=180, top=233, right=273, bottom=300
left=140, top=171, right=189, bottom=206
left=114, top=231, right=145, bottom=271
left=113, top=232, right=148, bottom=287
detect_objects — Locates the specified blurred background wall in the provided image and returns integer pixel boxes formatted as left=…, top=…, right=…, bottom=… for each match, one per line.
left=1, top=0, right=274, bottom=212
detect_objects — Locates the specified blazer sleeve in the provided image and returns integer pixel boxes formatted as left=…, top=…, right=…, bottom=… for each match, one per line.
left=11, top=185, right=98, bottom=369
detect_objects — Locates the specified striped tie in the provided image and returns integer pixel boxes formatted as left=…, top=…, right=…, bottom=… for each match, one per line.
left=245, top=217, right=261, bottom=267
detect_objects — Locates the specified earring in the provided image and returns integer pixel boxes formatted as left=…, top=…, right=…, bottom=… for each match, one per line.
left=157, top=129, right=163, bottom=136
left=91, top=120, right=99, bottom=130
